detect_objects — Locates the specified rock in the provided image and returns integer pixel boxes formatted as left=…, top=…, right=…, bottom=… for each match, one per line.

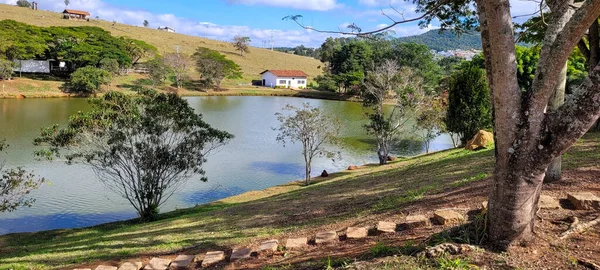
left=170, top=255, right=195, bottom=269
left=315, top=231, right=338, bottom=244
left=421, top=243, right=477, bottom=258
left=433, top=210, right=464, bottom=225
left=285, top=237, right=308, bottom=249
left=568, top=192, right=600, bottom=210
left=539, top=195, right=560, bottom=209
left=348, top=166, right=359, bottom=170
left=321, top=170, right=329, bottom=177
left=118, top=262, right=143, bottom=270
left=346, top=227, right=368, bottom=239
left=377, top=221, right=397, bottom=233
left=465, top=130, right=494, bottom=150
left=201, top=251, right=225, bottom=268
left=143, top=258, right=171, bottom=270
left=230, top=248, right=252, bottom=261
left=481, top=201, right=488, bottom=211
left=401, top=215, right=428, bottom=229
left=95, top=266, right=117, bottom=270
left=386, top=156, right=397, bottom=162
left=257, top=240, right=279, bottom=254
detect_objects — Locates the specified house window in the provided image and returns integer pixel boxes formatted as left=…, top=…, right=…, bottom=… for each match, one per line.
left=298, top=80, right=306, bottom=84
left=279, top=80, right=287, bottom=84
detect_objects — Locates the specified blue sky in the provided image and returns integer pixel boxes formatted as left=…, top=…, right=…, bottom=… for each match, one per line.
left=4, top=0, right=539, bottom=47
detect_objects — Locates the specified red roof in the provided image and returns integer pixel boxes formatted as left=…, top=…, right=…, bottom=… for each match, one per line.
left=261, top=70, right=308, bottom=77
left=63, top=9, right=91, bottom=16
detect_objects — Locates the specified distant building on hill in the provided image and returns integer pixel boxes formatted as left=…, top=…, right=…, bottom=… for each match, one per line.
left=158, top=26, right=176, bottom=33
left=261, top=70, right=308, bottom=89
left=62, top=9, right=91, bottom=21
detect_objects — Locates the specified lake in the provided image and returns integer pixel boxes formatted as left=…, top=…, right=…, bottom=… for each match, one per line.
left=0, top=96, right=453, bottom=234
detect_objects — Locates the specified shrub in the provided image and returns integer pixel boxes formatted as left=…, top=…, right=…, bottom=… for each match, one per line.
left=0, top=59, right=15, bottom=81
left=445, top=63, right=492, bottom=144
left=67, top=66, right=112, bottom=95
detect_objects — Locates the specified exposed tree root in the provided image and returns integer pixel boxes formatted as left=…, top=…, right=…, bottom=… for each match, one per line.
left=559, top=216, right=600, bottom=240
left=578, top=258, right=600, bottom=270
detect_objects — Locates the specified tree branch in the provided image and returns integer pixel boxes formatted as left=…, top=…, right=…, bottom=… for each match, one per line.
left=283, top=0, right=450, bottom=37
left=579, top=38, right=591, bottom=62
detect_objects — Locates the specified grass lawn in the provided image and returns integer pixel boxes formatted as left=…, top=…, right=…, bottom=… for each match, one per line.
left=2, top=132, right=598, bottom=269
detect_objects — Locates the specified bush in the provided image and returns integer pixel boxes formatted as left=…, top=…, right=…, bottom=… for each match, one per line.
left=0, top=59, right=15, bottom=81
left=445, top=63, right=492, bottom=144
left=66, top=66, right=112, bottom=95
left=315, top=75, right=337, bottom=92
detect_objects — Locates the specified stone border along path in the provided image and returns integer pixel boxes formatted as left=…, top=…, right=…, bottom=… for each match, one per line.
left=73, top=193, right=592, bottom=270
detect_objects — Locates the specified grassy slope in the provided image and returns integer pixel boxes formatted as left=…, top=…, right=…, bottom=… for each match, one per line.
left=0, top=4, right=323, bottom=96
left=1, top=133, right=598, bottom=270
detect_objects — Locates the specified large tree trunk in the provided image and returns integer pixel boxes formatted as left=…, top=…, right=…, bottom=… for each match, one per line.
left=477, top=0, right=600, bottom=250
left=544, top=63, right=567, bottom=183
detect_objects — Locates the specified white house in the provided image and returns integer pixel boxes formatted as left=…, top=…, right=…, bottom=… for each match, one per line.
left=260, top=70, right=308, bottom=89
left=158, top=26, right=176, bottom=33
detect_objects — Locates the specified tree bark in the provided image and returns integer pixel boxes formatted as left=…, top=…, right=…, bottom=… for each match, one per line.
left=544, top=62, right=567, bottom=183
left=589, top=19, right=600, bottom=73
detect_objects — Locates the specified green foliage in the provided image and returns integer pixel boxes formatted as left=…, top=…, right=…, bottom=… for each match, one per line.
left=66, top=66, right=111, bottom=95
left=436, top=256, right=472, bottom=270
left=34, top=89, right=233, bottom=221
left=451, top=172, right=489, bottom=188
left=0, top=140, right=45, bottom=213
left=0, top=20, right=150, bottom=69
left=397, top=30, right=482, bottom=51
left=193, top=47, right=242, bottom=89
left=438, top=56, right=464, bottom=76
left=515, top=46, right=540, bottom=91
left=16, top=0, right=31, bottom=7
left=373, top=185, right=433, bottom=211
left=99, top=58, right=120, bottom=75
left=370, top=242, right=400, bottom=257
left=0, top=58, right=14, bottom=80
left=445, top=63, right=492, bottom=144
left=146, top=57, right=171, bottom=87
left=392, top=42, right=442, bottom=91
left=314, top=75, right=338, bottom=92
left=417, top=96, right=447, bottom=153
left=273, top=45, right=321, bottom=59
left=274, top=103, right=341, bottom=185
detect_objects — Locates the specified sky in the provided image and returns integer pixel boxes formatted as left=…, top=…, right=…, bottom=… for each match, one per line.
left=4, top=0, right=540, bottom=48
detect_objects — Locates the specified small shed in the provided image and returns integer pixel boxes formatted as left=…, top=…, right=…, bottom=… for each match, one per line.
left=63, top=9, right=90, bottom=20
left=158, top=26, right=176, bottom=33
left=260, top=70, right=308, bottom=89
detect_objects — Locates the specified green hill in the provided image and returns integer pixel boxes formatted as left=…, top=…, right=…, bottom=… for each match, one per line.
left=397, top=30, right=482, bottom=51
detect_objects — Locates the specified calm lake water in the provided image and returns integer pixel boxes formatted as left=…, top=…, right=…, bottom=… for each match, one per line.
left=0, top=96, right=453, bottom=235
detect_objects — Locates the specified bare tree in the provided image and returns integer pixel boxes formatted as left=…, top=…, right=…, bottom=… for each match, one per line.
left=363, top=59, right=425, bottom=165
left=232, top=36, right=251, bottom=57
left=164, top=50, right=192, bottom=89
left=0, top=140, right=45, bottom=213
left=274, top=103, right=341, bottom=185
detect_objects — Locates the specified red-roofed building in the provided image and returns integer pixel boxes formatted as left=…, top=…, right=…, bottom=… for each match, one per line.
left=260, top=70, right=308, bottom=89
left=63, top=9, right=91, bottom=20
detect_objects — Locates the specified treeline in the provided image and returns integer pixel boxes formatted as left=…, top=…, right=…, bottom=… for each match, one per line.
left=397, top=30, right=482, bottom=52
left=0, top=20, right=157, bottom=70
left=273, top=45, right=321, bottom=58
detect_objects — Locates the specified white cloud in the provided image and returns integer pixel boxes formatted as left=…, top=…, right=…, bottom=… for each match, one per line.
left=225, top=0, right=339, bottom=11
left=2, top=0, right=334, bottom=47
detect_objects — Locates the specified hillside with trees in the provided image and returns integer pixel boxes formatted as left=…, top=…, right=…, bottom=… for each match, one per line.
left=397, top=30, right=482, bottom=51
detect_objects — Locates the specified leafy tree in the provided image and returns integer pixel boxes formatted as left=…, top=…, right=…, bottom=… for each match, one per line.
left=232, top=36, right=251, bottom=57
left=143, top=20, right=149, bottom=27
left=417, top=96, right=446, bottom=153
left=1, top=140, right=45, bottom=213
left=164, top=51, right=192, bottom=89
left=16, top=0, right=31, bottom=8
left=34, top=89, right=233, bottom=221
left=445, top=63, right=492, bottom=145
left=391, top=41, right=441, bottom=92
left=274, top=103, right=341, bottom=185
left=100, top=58, right=120, bottom=75
left=146, top=57, right=171, bottom=88
left=121, top=37, right=157, bottom=65
left=192, top=47, right=242, bottom=89
left=363, top=59, right=425, bottom=165
left=0, top=59, right=14, bottom=81
left=0, top=20, right=47, bottom=61
left=438, top=56, right=463, bottom=76
left=66, top=66, right=111, bottom=95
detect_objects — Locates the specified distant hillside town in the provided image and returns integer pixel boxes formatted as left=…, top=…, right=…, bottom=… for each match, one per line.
left=433, top=49, right=482, bottom=60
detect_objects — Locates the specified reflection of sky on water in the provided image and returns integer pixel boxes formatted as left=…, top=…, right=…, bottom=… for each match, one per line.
left=0, top=96, right=454, bottom=234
